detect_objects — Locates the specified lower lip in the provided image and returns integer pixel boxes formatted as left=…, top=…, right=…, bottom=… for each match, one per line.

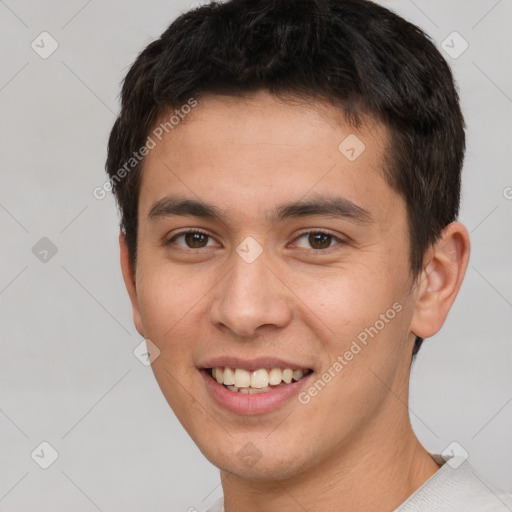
left=200, top=370, right=314, bottom=415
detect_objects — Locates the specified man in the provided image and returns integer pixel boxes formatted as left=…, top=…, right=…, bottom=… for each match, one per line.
left=105, top=0, right=511, bottom=510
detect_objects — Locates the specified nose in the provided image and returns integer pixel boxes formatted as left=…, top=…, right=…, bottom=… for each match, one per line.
left=208, top=247, right=293, bottom=339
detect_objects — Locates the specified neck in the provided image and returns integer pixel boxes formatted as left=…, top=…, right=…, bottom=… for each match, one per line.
left=220, top=399, right=440, bottom=512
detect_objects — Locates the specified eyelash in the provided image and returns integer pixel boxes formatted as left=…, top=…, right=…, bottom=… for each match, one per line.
left=165, top=228, right=345, bottom=252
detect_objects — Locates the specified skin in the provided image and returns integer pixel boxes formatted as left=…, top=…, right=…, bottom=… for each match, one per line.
left=120, top=90, right=470, bottom=512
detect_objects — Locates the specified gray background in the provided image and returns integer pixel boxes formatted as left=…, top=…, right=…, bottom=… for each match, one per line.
left=0, top=0, right=511, bottom=511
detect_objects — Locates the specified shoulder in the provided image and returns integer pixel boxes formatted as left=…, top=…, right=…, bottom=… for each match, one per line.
left=395, top=454, right=512, bottom=512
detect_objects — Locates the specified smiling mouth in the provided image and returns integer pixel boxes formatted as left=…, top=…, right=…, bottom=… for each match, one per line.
left=208, top=366, right=313, bottom=394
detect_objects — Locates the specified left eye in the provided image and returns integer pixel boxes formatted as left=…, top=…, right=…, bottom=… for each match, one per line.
left=293, top=231, right=343, bottom=250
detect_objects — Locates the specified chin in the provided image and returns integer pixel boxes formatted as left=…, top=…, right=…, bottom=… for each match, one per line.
left=197, top=433, right=316, bottom=482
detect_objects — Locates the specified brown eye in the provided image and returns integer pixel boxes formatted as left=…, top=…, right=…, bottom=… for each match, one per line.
left=294, top=231, right=343, bottom=251
left=184, top=232, right=209, bottom=248
left=167, top=230, right=216, bottom=249
left=308, top=232, right=332, bottom=249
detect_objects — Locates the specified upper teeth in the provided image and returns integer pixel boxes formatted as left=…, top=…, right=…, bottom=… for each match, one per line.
left=211, top=367, right=308, bottom=388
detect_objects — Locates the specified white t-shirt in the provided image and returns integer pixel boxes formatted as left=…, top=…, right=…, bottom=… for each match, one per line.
left=205, top=454, right=512, bottom=512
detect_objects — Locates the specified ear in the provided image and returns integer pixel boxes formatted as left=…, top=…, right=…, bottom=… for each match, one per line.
left=119, top=233, right=145, bottom=337
left=410, top=222, right=470, bottom=339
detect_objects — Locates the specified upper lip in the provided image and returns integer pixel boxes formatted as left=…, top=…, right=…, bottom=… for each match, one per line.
left=198, top=356, right=313, bottom=372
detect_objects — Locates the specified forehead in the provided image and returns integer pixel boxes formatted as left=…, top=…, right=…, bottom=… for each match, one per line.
left=138, top=91, right=401, bottom=228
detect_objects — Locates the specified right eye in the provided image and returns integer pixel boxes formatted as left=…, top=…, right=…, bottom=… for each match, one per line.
left=165, top=229, right=219, bottom=250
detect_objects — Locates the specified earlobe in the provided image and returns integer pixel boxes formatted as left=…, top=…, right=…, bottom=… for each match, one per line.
left=410, top=222, right=470, bottom=339
left=119, top=234, right=145, bottom=337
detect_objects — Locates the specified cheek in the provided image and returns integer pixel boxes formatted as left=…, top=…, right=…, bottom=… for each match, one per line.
left=135, top=260, right=211, bottom=348
left=135, top=241, right=411, bottom=357
left=289, top=265, right=413, bottom=402
left=288, top=262, right=402, bottom=335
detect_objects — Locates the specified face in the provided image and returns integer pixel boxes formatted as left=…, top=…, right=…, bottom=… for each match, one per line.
left=124, top=90, right=422, bottom=480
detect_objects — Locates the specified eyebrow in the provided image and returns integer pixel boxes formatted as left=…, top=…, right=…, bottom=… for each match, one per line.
left=148, top=194, right=372, bottom=225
